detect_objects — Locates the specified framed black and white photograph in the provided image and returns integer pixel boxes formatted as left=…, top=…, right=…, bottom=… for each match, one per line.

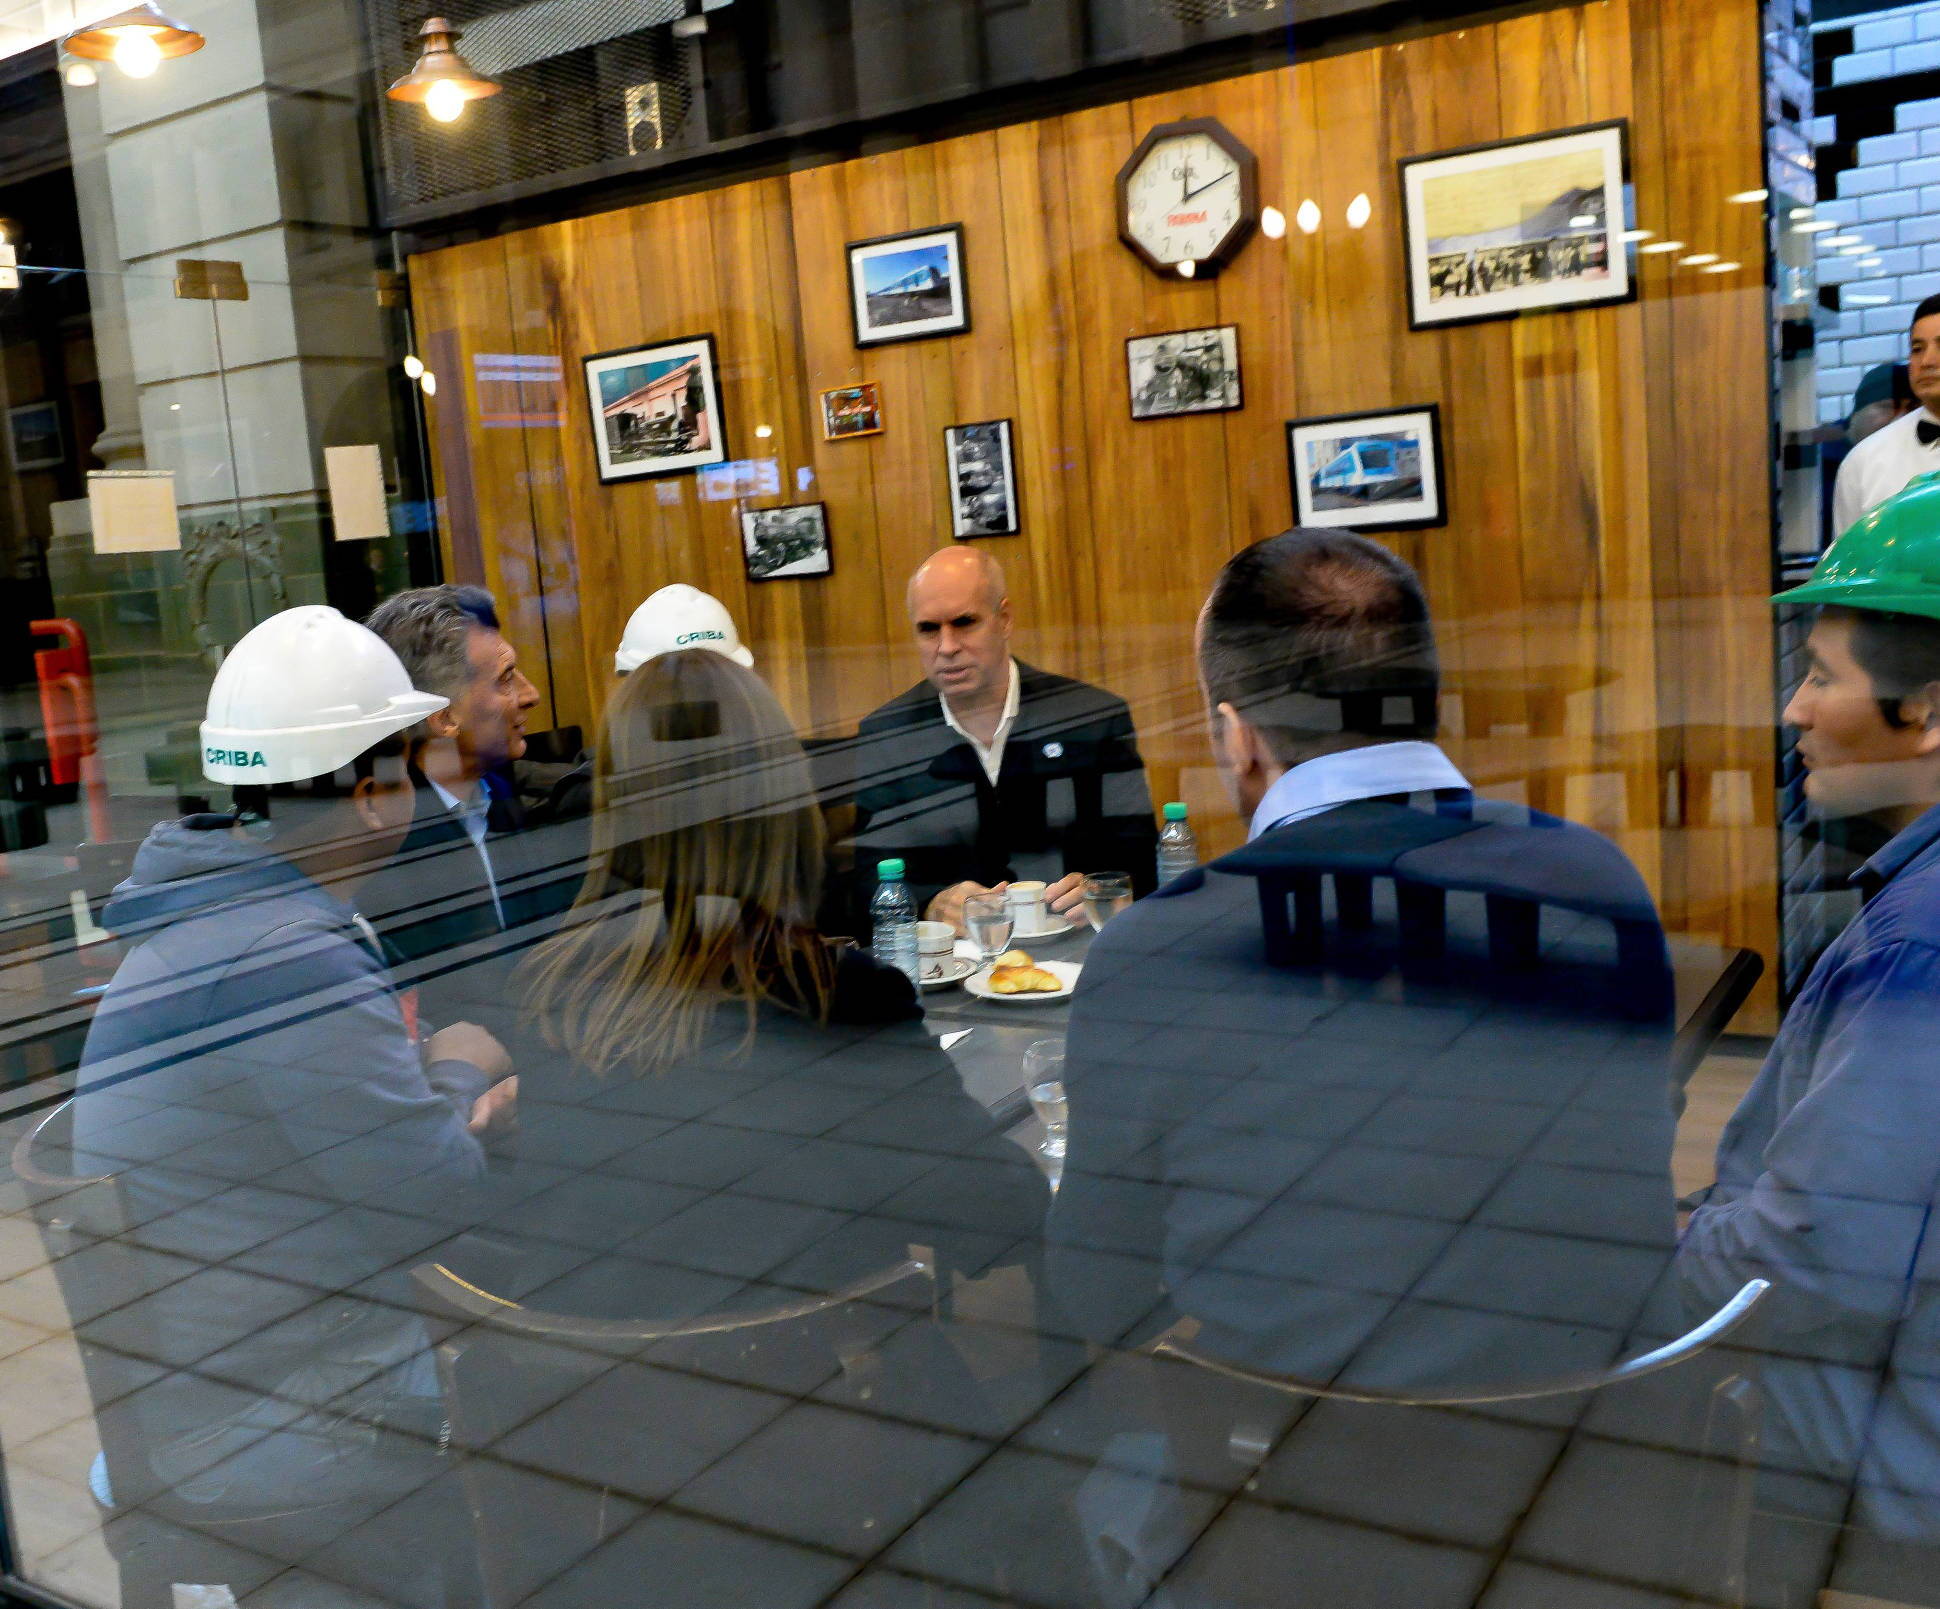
left=1287, top=405, right=1446, bottom=532
left=1127, top=325, right=1242, bottom=421
left=8, top=401, right=62, bottom=470
left=1400, top=120, right=1631, bottom=330
left=944, top=419, right=1019, bottom=538
left=741, top=502, right=833, bottom=581
left=582, top=334, right=728, bottom=482
left=847, top=225, right=969, bottom=348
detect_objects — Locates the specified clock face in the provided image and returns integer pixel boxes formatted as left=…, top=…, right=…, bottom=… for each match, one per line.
left=1122, top=126, right=1253, bottom=273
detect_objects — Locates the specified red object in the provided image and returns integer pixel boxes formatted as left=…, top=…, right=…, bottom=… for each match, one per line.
left=31, top=618, right=109, bottom=842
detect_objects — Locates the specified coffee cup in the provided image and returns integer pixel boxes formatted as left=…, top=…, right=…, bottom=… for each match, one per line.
left=915, top=920, right=955, bottom=961
left=1006, top=881, right=1049, bottom=937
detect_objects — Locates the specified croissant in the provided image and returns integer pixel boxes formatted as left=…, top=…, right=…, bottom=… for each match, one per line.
left=988, top=962, right=1061, bottom=994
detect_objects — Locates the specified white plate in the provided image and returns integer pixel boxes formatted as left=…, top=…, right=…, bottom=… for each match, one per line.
left=918, top=956, right=977, bottom=991
left=962, top=959, right=1082, bottom=1005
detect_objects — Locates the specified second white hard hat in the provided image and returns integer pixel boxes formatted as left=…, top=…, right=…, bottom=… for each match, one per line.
left=615, top=584, right=754, bottom=675
left=201, top=605, right=449, bottom=785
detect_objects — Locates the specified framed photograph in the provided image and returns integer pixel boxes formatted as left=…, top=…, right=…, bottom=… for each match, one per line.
left=742, top=502, right=833, bottom=581
left=1127, top=325, right=1243, bottom=421
left=1400, top=120, right=1631, bottom=330
left=8, top=401, right=62, bottom=470
left=1287, top=405, right=1447, bottom=532
left=820, top=382, right=884, bottom=440
left=847, top=225, right=969, bottom=348
left=943, top=419, right=1019, bottom=538
left=582, top=334, right=728, bottom=482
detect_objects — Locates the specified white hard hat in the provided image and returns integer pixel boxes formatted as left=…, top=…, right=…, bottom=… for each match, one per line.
left=615, top=584, right=754, bottom=675
left=201, top=605, right=449, bottom=785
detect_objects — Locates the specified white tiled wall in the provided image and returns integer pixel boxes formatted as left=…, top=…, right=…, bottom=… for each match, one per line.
left=1817, top=2, right=1940, bottom=423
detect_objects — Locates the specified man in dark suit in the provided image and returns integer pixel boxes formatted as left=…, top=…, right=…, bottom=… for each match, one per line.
left=362, top=585, right=553, bottom=973
left=850, top=545, right=1157, bottom=932
left=1049, top=528, right=1680, bottom=1388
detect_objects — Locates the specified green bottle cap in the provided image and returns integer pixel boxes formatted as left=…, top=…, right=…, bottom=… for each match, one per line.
left=877, top=858, right=906, bottom=880
left=1163, top=802, right=1188, bottom=821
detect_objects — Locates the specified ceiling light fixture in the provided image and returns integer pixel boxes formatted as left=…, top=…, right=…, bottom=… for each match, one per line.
left=1680, top=253, right=1720, bottom=266
left=1621, top=229, right=1654, bottom=242
left=1640, top=240, right=1685, bottom=254
left=1261, top=205, right=1286, bottom=240
left=63, top=2, right=205, bottom=77
left=1700, top=261, right=1741, bottom=274
left=62, top=58, right=98, bottom=86
left=1346, top=193, right=1372, bottom=229
left=1295, top=199, right=1322, bottom=236
left=387, top=17, right=500, bottom=124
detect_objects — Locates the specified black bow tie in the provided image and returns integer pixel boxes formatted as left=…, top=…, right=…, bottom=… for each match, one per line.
left=1919, top=418, right=1940, bottom=447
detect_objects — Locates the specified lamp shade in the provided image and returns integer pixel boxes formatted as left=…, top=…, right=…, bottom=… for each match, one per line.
left=63, top=2, right=204, bottom=61
left=386, top=17, right=500, bottom=112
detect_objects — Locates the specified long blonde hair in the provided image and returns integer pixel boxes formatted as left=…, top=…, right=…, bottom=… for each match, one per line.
left=525, top=649, right=835, bottom=1074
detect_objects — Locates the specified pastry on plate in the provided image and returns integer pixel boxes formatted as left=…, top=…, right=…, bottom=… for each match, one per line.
left=988, top=961, right=1062, bottom=994
left=993, top=949, right=1034, bottom=969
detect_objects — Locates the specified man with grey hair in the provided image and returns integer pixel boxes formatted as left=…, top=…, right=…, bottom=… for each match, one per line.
left=850, top=544, right=1157, bottom=933
left=364, top=585, right=540, bottom=957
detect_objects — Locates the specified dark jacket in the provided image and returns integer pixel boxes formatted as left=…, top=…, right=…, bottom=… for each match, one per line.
left=64, top=815, right=491, bottom=1515
left=1681, top=799, right=1940, bottom=1541
left=1047, top=793, right=1679, bottom=1394
left=846, top=661, right=1158, bottom=925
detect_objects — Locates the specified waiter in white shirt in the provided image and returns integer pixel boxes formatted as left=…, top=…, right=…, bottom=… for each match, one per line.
left=1833, top=294, right=1940, bottom=534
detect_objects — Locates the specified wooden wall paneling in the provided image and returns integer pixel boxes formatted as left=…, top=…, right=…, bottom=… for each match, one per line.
left=786, top=160, right=899, bottom=734
left=423, top=236, right=563, bottom=732
left=708, top=177, right=815, bottom=728
left=1648, top=0, right=1776, bottom=1011
left=1580, top=0, right=1672, bottom=901
left=548, top=203, right=653, bottom=730
left=1496, top=7, right=1609, bottom=834
left=499, top=227, right=590, bottom=740
left=994, top=118, right=1105, bottom=691
left=1210, top=68, right=1295, bottom=558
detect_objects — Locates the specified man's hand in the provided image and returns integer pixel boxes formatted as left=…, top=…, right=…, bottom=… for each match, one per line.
left=426, top=1021, right=512, bottom=1083
left=1045, top=872, right=1087, bottom=923
left=926, top=880, right=1008, bottom=936
left=468, top=1075, right=518, bottom=1136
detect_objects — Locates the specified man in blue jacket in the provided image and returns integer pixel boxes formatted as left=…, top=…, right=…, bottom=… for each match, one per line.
left=1682, top=472, right=1940, bottom=1600
left=58, top=606, right=513, bottom=1607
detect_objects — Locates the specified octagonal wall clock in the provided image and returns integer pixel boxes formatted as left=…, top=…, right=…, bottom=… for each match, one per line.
left=1116, top=116, right=1261, bottom=278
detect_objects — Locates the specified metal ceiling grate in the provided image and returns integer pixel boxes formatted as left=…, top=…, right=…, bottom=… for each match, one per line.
left=370, top=0, right=696, bottom=216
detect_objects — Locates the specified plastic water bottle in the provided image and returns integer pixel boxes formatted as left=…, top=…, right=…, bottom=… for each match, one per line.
left=1156, top=802, right=1198, bottom=888
left=870, top=858, right=920, bottom=986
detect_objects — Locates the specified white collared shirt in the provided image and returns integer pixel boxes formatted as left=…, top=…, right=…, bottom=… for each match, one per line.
left=940, top=659, right=1021, bottom=787
left=1833, top=406, right=1940, bottom=535
left=428, top=774, right=506, bottom=929
left=1248, top=740, right=1472, bottom=841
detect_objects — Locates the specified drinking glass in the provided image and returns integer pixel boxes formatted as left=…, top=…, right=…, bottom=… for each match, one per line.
left=1081, top=871, right=1134, bottom=932
left=1024, top=1038, right=1068, bottom=1186
left=963, top=891, right=1014, bottom=975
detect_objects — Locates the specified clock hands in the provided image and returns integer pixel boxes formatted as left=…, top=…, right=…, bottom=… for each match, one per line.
left=1181, top=167, right=1236, bottom=204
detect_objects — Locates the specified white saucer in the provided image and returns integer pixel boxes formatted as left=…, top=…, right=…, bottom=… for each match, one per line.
left=1008, top=916, right=1086, bottom=945
left=918, top=956, right=977, bottom=991
left=962, top=959, right=1082, bottom=1005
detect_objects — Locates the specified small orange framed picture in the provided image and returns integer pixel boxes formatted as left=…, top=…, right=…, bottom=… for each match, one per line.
left=820, top=382, right=884, bottom=441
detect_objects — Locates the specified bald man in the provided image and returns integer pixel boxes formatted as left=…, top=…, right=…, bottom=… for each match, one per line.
left=850, top=546, right=1158, bottom=933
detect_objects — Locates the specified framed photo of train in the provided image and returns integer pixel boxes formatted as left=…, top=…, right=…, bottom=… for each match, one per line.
left=1126, top=326, right=1242, bottom=420
left=742, top=502, right=833, bottom=581
left=1400, top=120, right=1631, bottom=330
left=1287, top=405, right=1447, bottom=532
left=583, top=335, right=728, bottom=482
left=847, top=225, right=969, bottom=348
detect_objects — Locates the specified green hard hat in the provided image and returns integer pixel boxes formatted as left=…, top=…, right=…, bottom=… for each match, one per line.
left=1775, top=472, right=1940, bottom=621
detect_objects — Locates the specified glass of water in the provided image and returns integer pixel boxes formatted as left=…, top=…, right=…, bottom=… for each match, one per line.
left=963, top=891, right=1014, bottom=976
left=1024, top=1038, right=1068, bottom=1182
left=1081, top=871, right=1134, bottom=932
